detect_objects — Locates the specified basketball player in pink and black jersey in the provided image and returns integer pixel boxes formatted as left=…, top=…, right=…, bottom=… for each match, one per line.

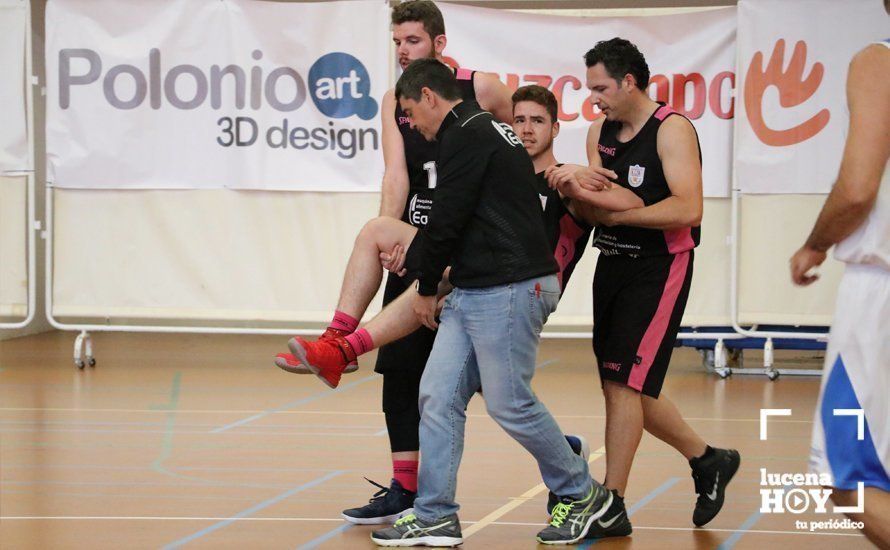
left=548, top=38, right=740, bottom=538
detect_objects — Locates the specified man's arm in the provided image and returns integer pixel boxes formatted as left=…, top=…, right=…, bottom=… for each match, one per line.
left=599, top=116, right=703, bottom=229
left=554, top=118, right=643, bottom=224
left=473, top=71, right=514, bottom=125
left=559, top=179, right=644, bottom=215
left=379, top=89, right=410, bottom=218
left=415, top=127, right=491, bottom=296
left=790, top=44, right=890, bottom=285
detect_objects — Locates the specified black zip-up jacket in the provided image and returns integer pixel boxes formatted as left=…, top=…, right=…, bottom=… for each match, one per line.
left=414, top=100, right=558, bottom=296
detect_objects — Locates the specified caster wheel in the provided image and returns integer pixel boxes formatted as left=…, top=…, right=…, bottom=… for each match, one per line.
left=88, top=358, right=96, bottom=367
left=767, top=371, right=779, bottom=381
left=717, top=369, right=730, bottom=379
left=75, top=360, right=85, bottom=370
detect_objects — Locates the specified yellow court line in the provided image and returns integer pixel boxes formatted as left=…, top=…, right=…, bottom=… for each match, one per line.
left=463, top=445, right=607, bottom=539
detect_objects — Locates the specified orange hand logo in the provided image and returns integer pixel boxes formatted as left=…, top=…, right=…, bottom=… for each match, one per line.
left=745, top=39, right=830, bottom=147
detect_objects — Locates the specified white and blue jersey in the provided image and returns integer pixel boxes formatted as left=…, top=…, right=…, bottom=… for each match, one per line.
left=809, top=39, right=890, bottom=493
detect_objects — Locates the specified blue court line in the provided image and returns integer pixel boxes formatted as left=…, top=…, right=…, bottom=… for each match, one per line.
left=0, top=488, right=278, bottom=503
left=716, top=484, right=791, bottom=550
left=577, top=477, right=680, bottom=549
left=715, top=509, right=762, bottom=549
left=627, top=477, right=680, bottom=517
left=162, top=470, right=343, bottom=549
left=296, top=522, right=354, bottom=550
left=151, top=372, right=181, bottom=473
left=212, top=374, right=380, bottom=433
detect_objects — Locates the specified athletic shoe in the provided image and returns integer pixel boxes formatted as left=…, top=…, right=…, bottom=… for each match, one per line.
left=342, top=478, right=415, bottom=525
left=584, top=489, right=632, bottom=539
left=547, top=434, right=591, bottom=515
left=689, top=446, right=741, bottom=526
left=274, top=353, right=359, bottom=375
left=287, top=335, right=355, bottom=389
left=370, top=513, right=462, bottom=547
left=536, top=481, right=612, bottom=544
left=276, top=327, right=359, bottom=375
left=320, top=327, right=360, bottom=372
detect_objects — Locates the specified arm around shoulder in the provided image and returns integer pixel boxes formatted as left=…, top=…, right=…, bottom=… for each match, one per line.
left=474, top=71, right=514, bottom=125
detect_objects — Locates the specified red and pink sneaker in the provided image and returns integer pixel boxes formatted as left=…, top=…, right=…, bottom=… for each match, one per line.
left=274, top=327, right=359, bottom=376
left=274, top=352, right=359, bottom=375
left=287, top=335, right=357, bottom=389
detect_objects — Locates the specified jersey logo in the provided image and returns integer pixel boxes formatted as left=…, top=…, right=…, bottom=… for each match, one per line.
left=491, top=121, right=522, bottom=147
left=539, top=194, right=548, bottom=211
left=408, top=193, right=433, bottom=227
left=628, top=164, right=645, bottom=187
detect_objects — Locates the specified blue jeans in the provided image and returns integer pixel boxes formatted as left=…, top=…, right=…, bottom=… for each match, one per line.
left=413, top=274, right=592, bottom=521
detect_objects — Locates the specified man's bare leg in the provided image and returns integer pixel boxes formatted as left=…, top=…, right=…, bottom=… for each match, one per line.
left=287, top=259, right=450, bottom=388
left=602, top=381, right=644, bottom=497
left=348, top=275, right=452, bottom=349
left=641, top=393, right=707, bottom=460
left=334, top=217, right=418, bottom=320
left=830, top=487, right=890, bottom=549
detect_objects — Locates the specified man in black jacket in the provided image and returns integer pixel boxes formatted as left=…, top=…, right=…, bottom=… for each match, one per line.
left=363, top=59, right=611, bottom=547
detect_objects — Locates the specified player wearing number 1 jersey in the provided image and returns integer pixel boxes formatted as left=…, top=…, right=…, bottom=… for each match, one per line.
left=273, top=0, right=514, bottom=525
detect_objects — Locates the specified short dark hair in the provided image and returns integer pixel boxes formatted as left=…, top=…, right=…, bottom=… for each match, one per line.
left=584, top=37, right=650, bottom=91
left=395, top=58, right=461, bottom=102
left=391, top=0, right=446, bottom=39
left=512, top=85, right=558, bottom=123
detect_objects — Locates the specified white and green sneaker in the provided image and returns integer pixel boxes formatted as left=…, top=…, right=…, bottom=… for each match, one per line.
left=370, top=513, right=463, bottom=547
left=536, top=482, right=613, bottom=545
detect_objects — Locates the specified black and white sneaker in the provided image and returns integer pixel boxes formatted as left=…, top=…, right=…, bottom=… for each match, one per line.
left=584, top=489, right=632, bottom=539
left=370, top=513, right=462, bottom=547
left=547, top=434, right=590, bottom=515
left=342, top=478, right=415, bottom=525
left=689, top=446, right=741, bottom=526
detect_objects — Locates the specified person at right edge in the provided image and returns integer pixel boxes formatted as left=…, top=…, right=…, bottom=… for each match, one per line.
left=547, top=38, right=741, bottom=538
left=790, top=3, right=890, bottom=546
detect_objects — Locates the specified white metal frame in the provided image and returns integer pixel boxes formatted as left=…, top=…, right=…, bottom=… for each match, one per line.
left=40, top=1, right=826, bottom=379
left=1, top=0, right=36, bottom=330
left=726, top=187, right=827, bottom=380
left=43, top=189, right=327, bottom=367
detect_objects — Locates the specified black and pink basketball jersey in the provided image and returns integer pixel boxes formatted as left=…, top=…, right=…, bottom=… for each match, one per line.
left=594, top=103, right=702, bottom=257
left=534, top=172, right=592, bottom=293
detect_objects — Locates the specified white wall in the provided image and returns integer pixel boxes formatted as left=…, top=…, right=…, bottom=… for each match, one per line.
left=9, top=0, right=846, bottom=336
left=0, top=0, right=50, bottom=341
left=48, top=190, right=841, bottom=328
left=0, top=176, right=28, bottom=317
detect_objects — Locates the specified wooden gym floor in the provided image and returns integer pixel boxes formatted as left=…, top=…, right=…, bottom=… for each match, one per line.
left=0, top=331, right=873, bottom=549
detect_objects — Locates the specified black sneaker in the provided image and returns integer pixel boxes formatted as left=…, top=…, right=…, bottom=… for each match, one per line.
left=536, top=481, right=612, bottom=544
left=547, top=434, right=590, bottom=515
left=342, top=478, right=415, bottom=525
left=370, top=513, right=462, bottom=547
left=584, top=489, right=632, bottom=539
left=689, top=447, right=741, bottom=526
